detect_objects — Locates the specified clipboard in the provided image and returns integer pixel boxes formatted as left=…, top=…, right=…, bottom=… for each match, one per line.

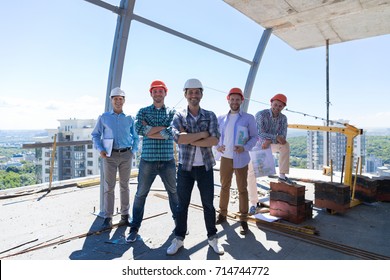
left=235, top=125, right=248, bottom=146
left=103, top=139, right=113, bottom=157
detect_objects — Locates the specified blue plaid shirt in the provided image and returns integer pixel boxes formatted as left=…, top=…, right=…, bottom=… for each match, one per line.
left=172, top=107, right=220, bottom=171
left=135, top=104, right=175, bottom=161
left=255, top=109, right=288, bottom=145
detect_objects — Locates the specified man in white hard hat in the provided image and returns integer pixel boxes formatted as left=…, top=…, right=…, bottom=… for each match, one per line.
left=91, top=87, right=139, bottom=231
left=167, top=78, right=224, bottom=256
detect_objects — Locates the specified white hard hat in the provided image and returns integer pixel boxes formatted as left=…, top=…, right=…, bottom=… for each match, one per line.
left=110, top=87, right=126, bottom=97
left=183, top=78, right=203, bottom=91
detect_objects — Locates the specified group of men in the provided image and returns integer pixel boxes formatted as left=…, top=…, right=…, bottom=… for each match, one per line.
left=91, top=78, right=291, bottom=256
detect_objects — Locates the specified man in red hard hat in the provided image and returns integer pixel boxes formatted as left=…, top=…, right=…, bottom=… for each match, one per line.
left=247, top=93, right=293, bottom=213
left=126, top=80, right=178, bottom=243
left=215, top=87, right=257, bottom=235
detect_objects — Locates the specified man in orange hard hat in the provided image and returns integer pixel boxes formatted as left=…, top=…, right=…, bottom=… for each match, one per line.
left=126, top=80, right=178, bottom=243
left=215, top=87, right=257, bottom=235
left=247, top=93, right=292, bottom=214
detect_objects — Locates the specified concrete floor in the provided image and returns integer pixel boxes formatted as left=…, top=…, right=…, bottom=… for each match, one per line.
left=1, top=167, right=389, bottom=262
left=2, top=167, right=390, bottom=280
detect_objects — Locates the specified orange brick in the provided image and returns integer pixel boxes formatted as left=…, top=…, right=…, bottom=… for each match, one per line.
left=270, top=200, right=306, bottom=224
left=270, top=190, right=305, bottom=205
left=377, top=178, right=390, bottom=202
left=270, top=181, right=305, bottom=197
left=314, top=198, right=349, bottom=213
left=314, top=182, right=350, bottom=204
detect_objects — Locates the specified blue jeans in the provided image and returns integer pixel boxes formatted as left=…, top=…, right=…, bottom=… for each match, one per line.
left=174, top=164, right=217, bottom=239
left=130, top=158, right=178, bottom=230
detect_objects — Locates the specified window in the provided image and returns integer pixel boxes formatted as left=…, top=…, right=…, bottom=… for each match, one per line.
left=74, top=152, right=85, bottom=160
left=75, top=170, right=85, bottom=177
left=75, top=161, right=85, bottom=169
left=74, top=146, right=85, bottom=152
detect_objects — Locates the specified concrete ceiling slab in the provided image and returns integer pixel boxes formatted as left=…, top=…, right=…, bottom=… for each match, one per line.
left=224, top=0, right=390, bottom=50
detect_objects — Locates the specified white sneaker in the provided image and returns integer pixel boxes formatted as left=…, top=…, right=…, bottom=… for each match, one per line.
left=166, top=238, right=184, bottom=255
left=208, top=237, right=224, bottom=255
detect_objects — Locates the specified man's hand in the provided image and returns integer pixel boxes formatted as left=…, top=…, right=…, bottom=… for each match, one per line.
left=100, top=151, right=108, bottom=158
left=217, top=145, right=225, bottom=153
left=276, top=135, right=286, bottom=145
left=262, top=139, right=272, bottom=149
left=234, top=146, right=244, bottom=154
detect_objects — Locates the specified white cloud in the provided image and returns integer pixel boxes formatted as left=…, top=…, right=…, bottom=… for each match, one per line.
left=351, top=111, right=390, bottom=129
left=0, top=96, right=145, bottom=130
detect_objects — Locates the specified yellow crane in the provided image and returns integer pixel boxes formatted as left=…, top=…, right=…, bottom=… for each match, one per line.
left=288, top=123, right=363, bottom=207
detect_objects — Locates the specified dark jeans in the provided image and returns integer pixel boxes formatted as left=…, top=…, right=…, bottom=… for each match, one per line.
left=174, top=164, right=217, bottom=240
left=130, top=158, right=178, bottom=230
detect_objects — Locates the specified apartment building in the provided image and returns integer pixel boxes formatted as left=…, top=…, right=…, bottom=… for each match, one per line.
left=306, top=120, right=366, bottom=172
left=40, top=119, right=100, bottom=183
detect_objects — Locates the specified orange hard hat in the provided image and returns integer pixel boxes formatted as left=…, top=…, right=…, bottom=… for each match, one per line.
left=270, top=93, right=287, bottom=106
left=227, top=87, right=244, bottom=101
left=149, top=80, right=168, bottom=93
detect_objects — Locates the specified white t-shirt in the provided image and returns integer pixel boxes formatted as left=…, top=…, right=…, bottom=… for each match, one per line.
left=189, top=113, right=205, bottom=166
left=222, top=113, right=238, bottom=159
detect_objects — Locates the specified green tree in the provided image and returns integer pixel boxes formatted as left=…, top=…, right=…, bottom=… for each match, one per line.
left=21, top=161, right=36, bottom=173
left=290, top=157, right=307, bottom=169
left=0, top=171, right=20, bottom=189
left=20, top=173, right=36, bottom=187
left=0, top=160, right=38, bottom=189
left=288, top=136, right=307, bottom=158
left=366, top=136, right=390, bottom=164
left=5, top=165, right=20, bottom=173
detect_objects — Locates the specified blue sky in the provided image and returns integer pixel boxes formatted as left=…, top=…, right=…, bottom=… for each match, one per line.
left=1, top=0, right=389, bottom=131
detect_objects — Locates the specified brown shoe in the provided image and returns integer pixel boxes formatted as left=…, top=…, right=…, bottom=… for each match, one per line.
left=216, top=214, right=227, bottom=224
left=239, top=221, right=249, bottom=235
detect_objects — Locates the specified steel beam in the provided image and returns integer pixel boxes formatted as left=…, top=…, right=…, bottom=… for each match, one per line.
left=84, top=0, right=120, bottom=14
left=132, top=14, right=252, bottom=65
left=242, top=28, right=272, bottom=112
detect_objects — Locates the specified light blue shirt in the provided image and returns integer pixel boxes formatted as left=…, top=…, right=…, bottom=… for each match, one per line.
left=217, top=110, right=258, bottom=168
left=91, top=110, right=139, bottom=153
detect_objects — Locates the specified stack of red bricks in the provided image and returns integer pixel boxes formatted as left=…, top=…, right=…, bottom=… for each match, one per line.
left=378, top=177, right=390, bottom=201
left=352, top=175, right=390, bottom=202
left=269, top=182, right=312, bottom=224
left=314, top=182, right=350, bottom=213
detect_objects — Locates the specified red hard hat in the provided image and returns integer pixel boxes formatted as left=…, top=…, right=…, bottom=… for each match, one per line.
left=270, top=93, right=287, bottom=106
left=149, top=80, right=168, bottom=93
left=227, top=87, right=244, bottom=101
